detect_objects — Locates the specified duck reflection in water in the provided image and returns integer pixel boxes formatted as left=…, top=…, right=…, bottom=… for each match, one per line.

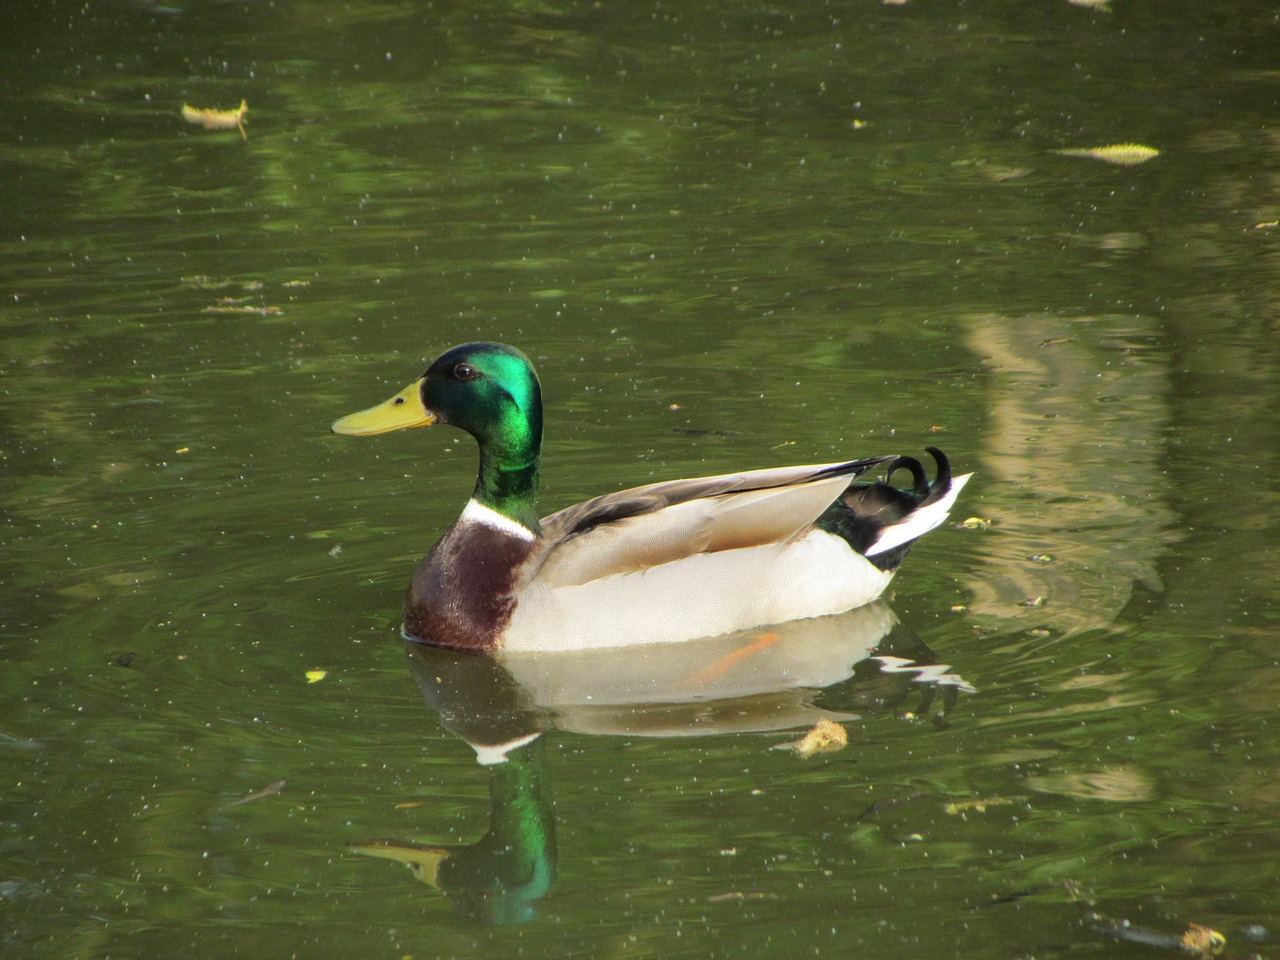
left=350, top=601, right=972, bottom=925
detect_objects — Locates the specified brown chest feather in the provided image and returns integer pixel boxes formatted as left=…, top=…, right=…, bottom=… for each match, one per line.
left=403, top=521, right=538, bottom=652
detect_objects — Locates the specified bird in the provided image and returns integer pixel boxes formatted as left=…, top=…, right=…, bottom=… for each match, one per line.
left=331, top=342, right=970, bottom=653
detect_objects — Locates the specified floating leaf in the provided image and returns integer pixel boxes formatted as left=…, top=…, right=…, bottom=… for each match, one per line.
left=181, top=99, right=248, bottom=140
left=1180, top=923, right=1226, bottom=960
left=1068, top=881, right=1226, bottom=960
left=1052, top=143, right=1159, bottom=166
left=958, top=516, right=991, bottom=530
left=707, top=891, right=777, bottom=902
left=944, top=796, right=1016, bottom=815
left=202, top=305, right=284, bottom=316
left=774, top=717, right=847, bottom=758
left=305, top=669, right=327, bottom=683
left=182, top=275, right=263, bottom=291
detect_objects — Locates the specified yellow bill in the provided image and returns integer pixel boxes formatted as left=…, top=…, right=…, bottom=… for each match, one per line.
left=331, top=379, right=437, bottom=435
left=350, top=841, right=453, bottom=888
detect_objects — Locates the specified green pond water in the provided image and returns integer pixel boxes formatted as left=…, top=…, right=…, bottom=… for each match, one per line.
left=3, top=0, right=1279, bottom=957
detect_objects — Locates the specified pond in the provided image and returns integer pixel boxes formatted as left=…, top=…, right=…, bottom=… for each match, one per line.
left=2, top=1, right=1278, bottom=957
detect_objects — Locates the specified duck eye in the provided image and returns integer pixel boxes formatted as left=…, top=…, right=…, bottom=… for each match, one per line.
left=453, top=362, right=479, bottom=381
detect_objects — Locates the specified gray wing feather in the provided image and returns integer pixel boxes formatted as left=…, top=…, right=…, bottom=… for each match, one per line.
left=534, top=458, right=890, bottom=588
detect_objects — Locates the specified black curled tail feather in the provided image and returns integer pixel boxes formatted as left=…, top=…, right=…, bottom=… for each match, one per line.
left=885, top=455, right=929, bottom=500
left=920, top=447, right=952, bottom=505
left=815, top=447, right=956, bottom=572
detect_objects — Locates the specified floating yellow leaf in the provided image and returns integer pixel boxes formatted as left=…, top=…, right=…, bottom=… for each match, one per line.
left=305, top=669, right=327, bottom=683
left=774, top=717, right=847, bottom=758
left=1052, top=143, right=1159, bottom=166
left=944, top=796, right=1016, bottom=815
left=958, top=516, right=991, bottom=530
left=181, top=99, right=248, bottom=140
left=1180, top=923, right=1226, bottom=960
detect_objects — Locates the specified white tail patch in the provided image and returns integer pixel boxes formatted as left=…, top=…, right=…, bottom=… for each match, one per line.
left=874, top=655, right=976, bottom=693
left=865, top=473, right=973, bottom=557
left=470, top=732, right=542, bottom=766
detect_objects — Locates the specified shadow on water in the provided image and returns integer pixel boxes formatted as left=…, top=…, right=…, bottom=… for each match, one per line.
left=352, top=602, right=972, bottom=925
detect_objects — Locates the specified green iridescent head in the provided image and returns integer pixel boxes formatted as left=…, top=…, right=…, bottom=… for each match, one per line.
left=332, top=342, right=544, bottom=527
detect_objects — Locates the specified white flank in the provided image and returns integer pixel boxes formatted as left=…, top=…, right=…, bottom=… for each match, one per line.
left=865, top=473, right=972, bottom=557
left=460, top=498, right=537, bottom=541
left=503, top=530, right=895, bottom=652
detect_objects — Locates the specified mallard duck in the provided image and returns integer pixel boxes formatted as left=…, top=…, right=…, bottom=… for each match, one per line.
left=332, top=342, right=970, bottom=653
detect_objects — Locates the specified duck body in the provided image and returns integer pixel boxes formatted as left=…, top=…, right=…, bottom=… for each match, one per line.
left=333, top=343, right=970, bottom=654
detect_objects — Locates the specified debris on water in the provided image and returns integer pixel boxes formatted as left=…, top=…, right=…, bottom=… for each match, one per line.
left=672, top=427, right=743, bottom=438
left=707, top=891, right=778, bottom=903
left=1180, top=923, right=1226, bottom=959
left=1052, top=143, right=1159, bottom=166
left=202, top=304, right=284, bottom=316
left=181, top=276, right=263, bottom=291
left=944, top=797, right=1017, bottom=816
left=774, top=717, right=847, bottom=758
left=223, top=779, right=286, bottom=808
left=181, top=99, right=248, bottom=139
left=1065, top=881, right=1225, bottom=959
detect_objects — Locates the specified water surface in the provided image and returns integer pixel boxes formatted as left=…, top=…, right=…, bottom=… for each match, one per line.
left=3, top=1, right=1279, bottom=957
